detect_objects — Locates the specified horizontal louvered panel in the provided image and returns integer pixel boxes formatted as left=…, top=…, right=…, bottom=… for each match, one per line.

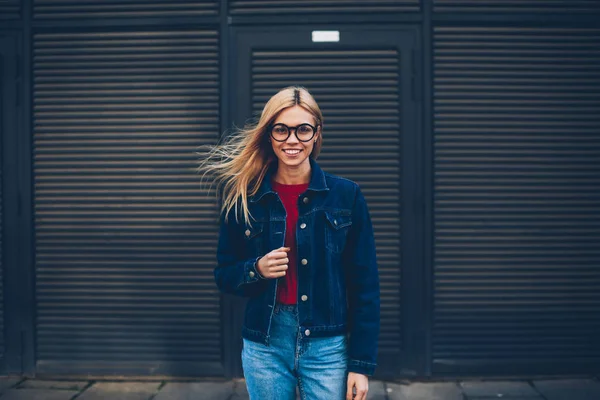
left=252, top=49, right=402, bottom=352
left=34, top=0, right=218, bottom=19
left=34, top=29, right=221, bottom=367
left=434, top=0, right=600, bottom=13
left=231, top=0, right=419, bottom=14
left=434, top=27, right=600, bottom=369
left=0, top=0, right=20, bottom=18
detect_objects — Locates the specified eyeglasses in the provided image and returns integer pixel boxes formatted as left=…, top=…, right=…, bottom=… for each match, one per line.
left=269, top=123, right=318, bottom=142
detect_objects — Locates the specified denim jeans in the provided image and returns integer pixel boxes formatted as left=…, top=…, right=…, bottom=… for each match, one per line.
left=242, top=303, right=349, bottom=400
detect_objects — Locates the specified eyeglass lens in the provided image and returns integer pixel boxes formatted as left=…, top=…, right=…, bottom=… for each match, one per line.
left=270, top=124, right=316, bottom=142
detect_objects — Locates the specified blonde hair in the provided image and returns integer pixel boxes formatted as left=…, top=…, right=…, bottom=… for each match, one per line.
left=198, top=86, right=324, bottom=225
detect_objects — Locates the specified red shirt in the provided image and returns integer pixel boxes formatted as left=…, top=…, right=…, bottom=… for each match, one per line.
left=272, top=180, right=309, bottom=305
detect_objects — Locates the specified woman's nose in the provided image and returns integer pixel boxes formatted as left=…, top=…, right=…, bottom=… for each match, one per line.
left=286, top=129, right=300, bottom=144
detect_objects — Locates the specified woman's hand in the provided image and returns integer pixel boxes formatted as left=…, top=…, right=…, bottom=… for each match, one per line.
left=347, top=372, right=369, bottom=400
left=256, top=247, right=290, bottom=279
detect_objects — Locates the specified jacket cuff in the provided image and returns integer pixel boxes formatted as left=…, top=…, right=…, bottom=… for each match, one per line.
left=253, top=257, right=267, bottom=279
left=243, top=257, right=262, bottom=284
left=347, top=359, right=377, bottom=376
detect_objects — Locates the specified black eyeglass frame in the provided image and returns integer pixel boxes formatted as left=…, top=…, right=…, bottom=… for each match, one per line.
left=268, top=123, right=319, bottom=142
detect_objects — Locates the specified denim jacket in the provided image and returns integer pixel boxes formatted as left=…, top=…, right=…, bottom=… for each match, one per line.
left=214, top=158, right=380, bottom=376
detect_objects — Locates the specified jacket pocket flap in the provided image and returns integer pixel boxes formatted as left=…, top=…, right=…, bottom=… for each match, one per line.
left=243, top=223, right=264, bottom=239
left=325, top=212, right=352, bottom=230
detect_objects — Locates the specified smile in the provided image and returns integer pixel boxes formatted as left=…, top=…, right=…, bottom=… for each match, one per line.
left=283, top=149, right=302, bottom=155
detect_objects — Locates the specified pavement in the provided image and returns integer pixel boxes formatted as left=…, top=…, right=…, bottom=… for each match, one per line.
left=1, top=376, right=600, bottom=399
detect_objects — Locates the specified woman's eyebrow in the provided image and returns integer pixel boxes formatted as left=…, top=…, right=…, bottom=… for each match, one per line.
left=273, top=121, right=311, bottom=125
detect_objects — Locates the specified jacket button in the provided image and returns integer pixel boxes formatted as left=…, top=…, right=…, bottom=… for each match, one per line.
left=301, top=295, right=308, bottom=301
left=303, top=197, right=309, bottom=204
left=249, top=271, right=255, bottom=278
left=245, top=229, right=251, bottom=237
left=301, top=259, right=308, bottom=265
left=334, top=219, right=338, bottom=226
left=304, top=329, right=311, bottom=336
left=300, top=223, right=306, bottom=229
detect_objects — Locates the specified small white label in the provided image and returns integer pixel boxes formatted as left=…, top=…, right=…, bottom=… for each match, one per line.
left=312, top=31, right=340, bottom=43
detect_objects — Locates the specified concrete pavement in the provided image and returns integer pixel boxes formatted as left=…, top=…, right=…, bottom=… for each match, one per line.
left=0, top=376, right=599, bottom=399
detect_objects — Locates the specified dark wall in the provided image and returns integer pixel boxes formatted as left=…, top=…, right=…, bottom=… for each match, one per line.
left=32, top=27, right=222, bottom=377
left=433, top=25, right=600, bottom=375
left=31, top=0, right=218, bottom=19
left=433, top=0, right=599, bottom=13
left=0, top=0, right=21, bottom=20
left=0, top=0, right=599, bottom=379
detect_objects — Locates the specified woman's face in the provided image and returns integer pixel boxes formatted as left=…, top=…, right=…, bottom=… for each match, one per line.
left=269, top=105, right=319, bottom=170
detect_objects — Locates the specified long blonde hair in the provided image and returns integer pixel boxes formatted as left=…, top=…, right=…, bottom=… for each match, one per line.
left=198, top=86, right=324, bottom=225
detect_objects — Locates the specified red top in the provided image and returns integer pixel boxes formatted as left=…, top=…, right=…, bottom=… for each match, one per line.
left=272, top=180, right=309, bottom=305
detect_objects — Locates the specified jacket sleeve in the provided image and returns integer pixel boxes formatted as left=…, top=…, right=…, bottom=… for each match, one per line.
left=213, top=208, right=269, bottom=297
left=344, top=185, right=381, bottom=376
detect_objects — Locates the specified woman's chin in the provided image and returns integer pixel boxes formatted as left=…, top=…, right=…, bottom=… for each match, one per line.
left=277, top=152, right=308, bottom=167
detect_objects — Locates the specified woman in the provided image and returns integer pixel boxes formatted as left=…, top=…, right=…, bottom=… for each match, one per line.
left=200, top=86, right=380, bottom=400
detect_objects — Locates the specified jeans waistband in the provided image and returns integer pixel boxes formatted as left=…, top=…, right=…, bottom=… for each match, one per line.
left=274, top=302, right=297, bottom=313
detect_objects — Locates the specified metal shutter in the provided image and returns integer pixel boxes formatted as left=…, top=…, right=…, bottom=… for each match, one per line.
left=0, top=0, right=20, bottom=19
left=33, top=0, right=218, bottom=19
left=433, top=26, right=600, bottom=372
left=252, top=49, right=403, bottom=354
left=231, top=0, right=419, bottom=14
left=434, top=0, right=600, bottom=13
left=33, top=29, right=222, bottom=376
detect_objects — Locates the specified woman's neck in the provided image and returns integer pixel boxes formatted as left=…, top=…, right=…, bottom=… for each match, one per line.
left=273, top=161, right=311, bottom=185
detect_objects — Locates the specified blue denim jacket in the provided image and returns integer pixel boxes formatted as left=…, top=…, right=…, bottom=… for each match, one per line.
left=214, top=158, right=380, bottom=376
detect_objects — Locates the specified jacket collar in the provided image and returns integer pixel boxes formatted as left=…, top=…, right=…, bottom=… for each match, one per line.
left=249, top=157, right=328, bottom=203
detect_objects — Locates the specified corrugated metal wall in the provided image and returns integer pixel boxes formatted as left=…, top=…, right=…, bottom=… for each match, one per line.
left=251, top=48, right=403, bottom=356
left=230, top=0, right=419, bottom=14
left=1, top=0, right=599, bottom=379
left=33, top=0, right=218, bottom=19
left=32, top=28, right=223, bottom=375
left=0, top=0, right=20, bottom=19
left=433, top=26, right=600, bottom=372
left=434, top=0, right=600, bottom=13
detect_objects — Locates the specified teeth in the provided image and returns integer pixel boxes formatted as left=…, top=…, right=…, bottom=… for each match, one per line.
left=284, top=149, right=301, bottom=155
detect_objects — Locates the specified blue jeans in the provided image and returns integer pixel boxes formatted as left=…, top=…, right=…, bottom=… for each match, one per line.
left=242, top=303, right=349, bottom=400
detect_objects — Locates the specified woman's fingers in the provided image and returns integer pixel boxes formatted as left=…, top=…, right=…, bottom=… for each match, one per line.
left=269, top=257, right=289, bottom=267
left=269, top=247, right=290, bottom=260
left=346, top=374, right=355, bottom=400
left=270, top=264, right=289, bottom=272
left=256, top=247, right=291, bottom=278
left=356, top=388, right=367, bottom=400
left=346, top=373, right=368, bottom=400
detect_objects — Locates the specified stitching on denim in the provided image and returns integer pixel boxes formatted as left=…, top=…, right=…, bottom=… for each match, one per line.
left=242, top=326, right=263, bottom=335
left=297, top=375, right=307, bottom=400
left=348, top=359, right=377, bottom=367
left=294, top=327, right=301, bottom=372
left=301, top=206, right=353, bottom=217
left=303, top=323, right=346, bottom=331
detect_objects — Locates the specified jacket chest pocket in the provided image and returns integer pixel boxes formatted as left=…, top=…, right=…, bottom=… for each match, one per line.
left=324, top=212, right=352, bottom=254
left=244, top=222, right=265, bottom=257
